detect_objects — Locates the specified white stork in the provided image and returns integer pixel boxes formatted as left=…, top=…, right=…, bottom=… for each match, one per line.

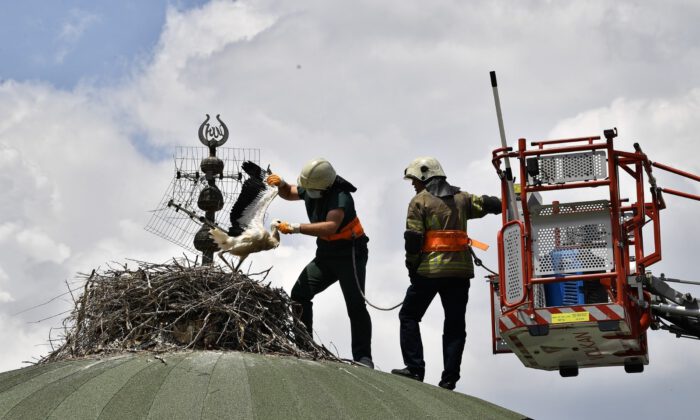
left=209, top=161, right=280, bottom=271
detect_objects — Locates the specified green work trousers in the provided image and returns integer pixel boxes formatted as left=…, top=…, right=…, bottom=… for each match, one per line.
left=291, top=253, right=372, bottom=361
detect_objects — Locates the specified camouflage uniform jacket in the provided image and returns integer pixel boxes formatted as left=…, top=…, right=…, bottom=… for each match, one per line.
left=406, top=190, right=489, bottom=279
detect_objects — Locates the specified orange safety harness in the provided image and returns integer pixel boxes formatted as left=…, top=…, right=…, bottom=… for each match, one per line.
left=320, top=217, right=365, bottom=241
left=421, top=230, right=489, bottom=252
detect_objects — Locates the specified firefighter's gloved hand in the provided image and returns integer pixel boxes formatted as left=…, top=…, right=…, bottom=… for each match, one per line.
left=482, top=195, right=502, bottom=215
left=266, top=174, right=287, bottom=188
left=277, top=221, right=301, bottom=234
left=405, top=256, right=420, bottom=278
left=407, top=267, right=421, bottom=284
left=404, top=230, right=423, bottom=279
left=404, top=230, right=424, bottom=253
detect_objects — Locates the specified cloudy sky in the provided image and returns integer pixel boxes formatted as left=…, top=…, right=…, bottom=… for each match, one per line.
left=2, top=1, right=700, bottom=418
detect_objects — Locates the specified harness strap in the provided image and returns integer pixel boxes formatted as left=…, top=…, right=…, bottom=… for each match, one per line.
left=422, top=230, right=489, bottom=252
left=320, top=217, right=365, bottom=241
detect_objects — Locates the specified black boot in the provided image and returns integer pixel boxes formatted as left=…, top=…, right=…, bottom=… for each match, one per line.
left=391, top=367, right=423, bottom=382
left=438, top=379, right=456, bottom=390
left=356, top=357, right=374, bottom=369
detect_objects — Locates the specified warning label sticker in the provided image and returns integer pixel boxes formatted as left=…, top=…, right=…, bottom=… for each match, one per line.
left=551, top=311, right=590, bottom=324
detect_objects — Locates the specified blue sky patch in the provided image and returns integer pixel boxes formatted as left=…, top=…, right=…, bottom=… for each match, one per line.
left=0, top=0, right=209, bottom=88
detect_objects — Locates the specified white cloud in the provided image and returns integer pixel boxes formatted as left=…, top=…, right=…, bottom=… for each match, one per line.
left=0, top=265, right=13, bottom=303
left=59, top=10, right=100, bottom=42
left=0, top=223, right=19, bottom=242
left=16, top=228, right=71, bottom=264
left=550, top=90, right=700, bottom=171
left=0, top=315, right=49, bottom=371
left=55, top=9, right=101, bottom=64
left=0, top=142, right=61, bottom=221
left=113, top=1, right=277, bottom=148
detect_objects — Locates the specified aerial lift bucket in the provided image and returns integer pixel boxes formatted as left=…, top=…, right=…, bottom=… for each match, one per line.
left=490, top=130, right=653, bottom=376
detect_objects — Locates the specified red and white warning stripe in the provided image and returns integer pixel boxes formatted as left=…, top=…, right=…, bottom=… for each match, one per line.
left=499, top=304, right=626, bottom=333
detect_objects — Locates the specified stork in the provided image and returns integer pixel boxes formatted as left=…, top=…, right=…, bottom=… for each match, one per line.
left=209, top=161, right=281, bottom=271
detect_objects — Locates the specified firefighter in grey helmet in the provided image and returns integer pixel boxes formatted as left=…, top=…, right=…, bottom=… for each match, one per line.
left=391, top=156, right=501, bottom=390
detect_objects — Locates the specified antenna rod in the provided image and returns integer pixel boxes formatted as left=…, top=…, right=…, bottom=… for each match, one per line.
left=490, top=71, right=520, bottom=221
left=167, top=199, right=223, bottom=230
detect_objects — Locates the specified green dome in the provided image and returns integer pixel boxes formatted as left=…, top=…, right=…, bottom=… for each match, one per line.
left=0, top=351, right=523, bottom=419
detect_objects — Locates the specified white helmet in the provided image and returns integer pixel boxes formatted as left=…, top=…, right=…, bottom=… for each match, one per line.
left=298, top=158, right=337, bottom=190
left=404, top=156, right=446, bottom=181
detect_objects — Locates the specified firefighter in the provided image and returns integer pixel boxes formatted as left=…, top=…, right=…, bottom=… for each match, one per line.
left=267, top=158, right=373, bottom=368
left=391, top=156, right=501, bottom=390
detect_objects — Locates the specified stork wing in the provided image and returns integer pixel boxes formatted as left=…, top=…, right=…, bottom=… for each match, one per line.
left=209, top=228, right=232, bottom=249
left=229, top=161, right=277, bottom=236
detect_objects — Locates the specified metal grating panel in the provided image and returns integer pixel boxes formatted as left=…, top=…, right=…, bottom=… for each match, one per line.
left=531, top=200, right=614, bottom=276
left=144, top=147, right=261, bottom=253
left=530, top=201, right=609, bottom=217
left=533, top=284, right=546, bottom=308
left=529, top=151, right=607, bottom=185
left=503, top=223, right=525, bottom=304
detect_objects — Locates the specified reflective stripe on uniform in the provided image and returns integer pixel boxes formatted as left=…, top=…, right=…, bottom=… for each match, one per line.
left=406, top=220, right=423, bottom=231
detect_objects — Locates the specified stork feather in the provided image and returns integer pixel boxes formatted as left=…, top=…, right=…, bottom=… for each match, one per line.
left=209, top=161, right=280, bottom=271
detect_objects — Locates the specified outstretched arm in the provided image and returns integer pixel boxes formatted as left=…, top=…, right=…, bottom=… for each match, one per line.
left=267, top=174, right=300, bottom=201
left=278, top=209, right=344, bottom=236
left=299, top=208, right=343, bottom=237
left=467, top=194, right=502, bottom=219
left=278, top=183, right=301, bottom=201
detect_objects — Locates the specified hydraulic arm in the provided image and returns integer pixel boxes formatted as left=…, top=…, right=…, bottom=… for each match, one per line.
left=645, top=274, right=700, bottom=339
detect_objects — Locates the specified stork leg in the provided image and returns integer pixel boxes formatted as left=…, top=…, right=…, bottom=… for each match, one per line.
left=218, top=251, right=235, bottom=272
left=234, top=255, right=248, bottom=273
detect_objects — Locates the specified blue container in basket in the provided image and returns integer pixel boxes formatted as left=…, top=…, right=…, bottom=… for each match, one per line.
left=545, top=249, right=585, bottom=306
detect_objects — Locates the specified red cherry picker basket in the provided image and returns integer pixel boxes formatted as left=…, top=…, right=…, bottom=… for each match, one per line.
left=487, top=73, right=700, bottom=377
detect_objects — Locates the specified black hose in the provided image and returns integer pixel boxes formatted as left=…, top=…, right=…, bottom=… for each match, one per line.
left=470, top=247, right=499, bottom=276
left=351, top=235, right=403, bottom=311
left=349, top=237, right=498, bottom=311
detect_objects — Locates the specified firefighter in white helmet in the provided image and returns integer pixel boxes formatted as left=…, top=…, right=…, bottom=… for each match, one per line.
left=267, top=158, right=373, bottom=368
left=391, top=156, right=501, bottom=390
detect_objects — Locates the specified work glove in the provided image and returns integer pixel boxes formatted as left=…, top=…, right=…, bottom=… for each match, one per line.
left=405, top=255, right=420, bottom=279
left=407, top=264, right=422, bottom=284
left=277, top=221, right=301, bottom=234
left=404, top=231, right=423, bottom=280
left=266, top=174, right=287, bottom=188
left=481, top=195, right=503, bottom=215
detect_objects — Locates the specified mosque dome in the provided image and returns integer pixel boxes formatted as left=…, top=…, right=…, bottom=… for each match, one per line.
left=0, top=351, right=523, bottom=419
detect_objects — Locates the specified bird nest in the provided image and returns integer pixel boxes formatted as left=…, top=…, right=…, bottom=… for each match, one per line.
left=41, top=259, right=339, bottom=363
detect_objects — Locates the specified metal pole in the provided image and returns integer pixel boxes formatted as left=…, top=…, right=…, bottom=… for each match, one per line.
left=490, top=71, right=520, bottom=221
left=658, top=276, right=700, bottom=287
left=652, top=161, right=700, bottom=183
left=194, top=114, right=229, bottom=265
